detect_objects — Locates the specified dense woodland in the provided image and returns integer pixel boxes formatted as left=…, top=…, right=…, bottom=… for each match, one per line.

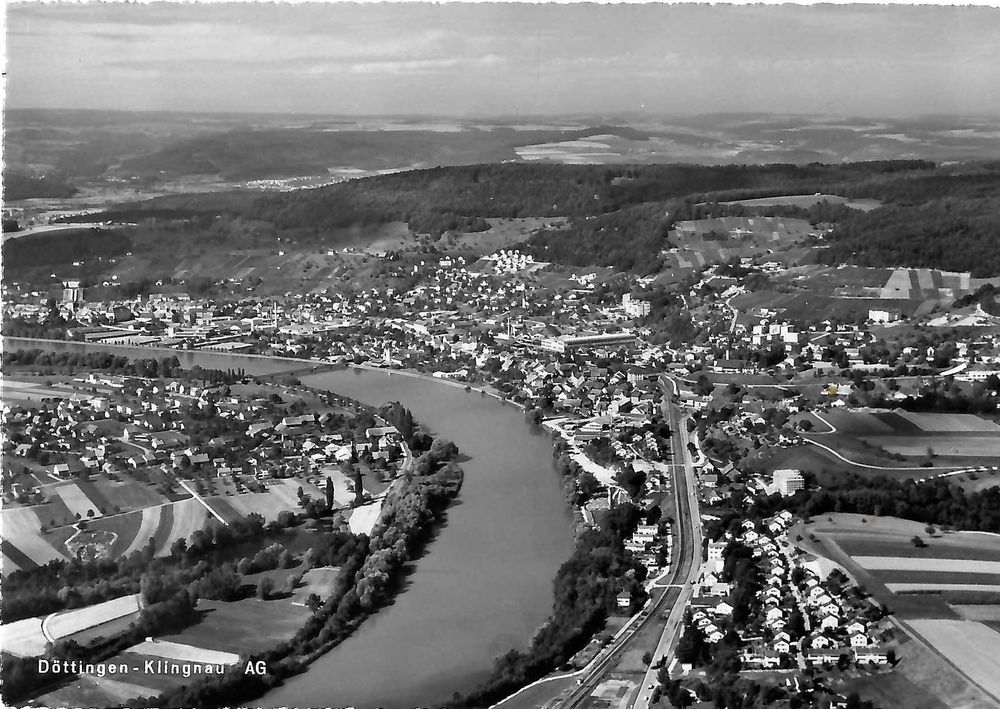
left=14, top=160, right=1000, bottom=278
left=822, top=195, right=1000, bottom=276
left=2, top=227, right=132, bottom=269
left=750, top=475, right=1000, bottom=534
left=2, top=170, right=78, bottom=202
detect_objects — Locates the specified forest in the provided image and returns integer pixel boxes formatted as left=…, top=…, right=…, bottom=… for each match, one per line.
left=2, top=227, right=132, bottom=269
left=2, top=170, right=78, bottom=201
left=749, top=475, right=1000, bottom=534
left=822, top=194, right=1000, bottom=276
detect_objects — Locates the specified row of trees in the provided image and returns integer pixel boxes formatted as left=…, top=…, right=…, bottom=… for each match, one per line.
left=129, top=439, right=465, bottom=708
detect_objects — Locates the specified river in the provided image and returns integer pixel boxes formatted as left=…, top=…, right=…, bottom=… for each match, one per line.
left=3, top=338, right=576, bottom=708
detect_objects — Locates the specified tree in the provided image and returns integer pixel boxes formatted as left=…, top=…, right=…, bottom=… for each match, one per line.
left=325, top=476, right=335, bottom=508
left=911, top=535, right=926, bottom=548
left=693, top=375, right=715, bottom=397
left=257, top=577, right=273, bottom=600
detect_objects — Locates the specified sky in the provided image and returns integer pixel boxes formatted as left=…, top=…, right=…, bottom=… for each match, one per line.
left=5, top=2, right=1000, bottom=118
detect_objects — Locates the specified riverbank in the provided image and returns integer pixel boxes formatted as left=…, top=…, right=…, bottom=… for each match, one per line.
left=3, top=338, right=576, bottom=707
left=3, top=337, right=526, bottom=412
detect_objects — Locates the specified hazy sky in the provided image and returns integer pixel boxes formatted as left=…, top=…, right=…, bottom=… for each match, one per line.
left=5, top=2, right=1000, bottom=117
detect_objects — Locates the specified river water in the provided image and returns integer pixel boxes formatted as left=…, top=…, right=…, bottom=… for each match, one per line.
left=3, top=339, right=575, bottom=708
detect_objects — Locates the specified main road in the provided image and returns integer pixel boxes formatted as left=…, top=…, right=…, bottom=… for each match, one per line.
left=632, top=376, right=703, bottom=708
left=555, top=375, right=703, bottom=708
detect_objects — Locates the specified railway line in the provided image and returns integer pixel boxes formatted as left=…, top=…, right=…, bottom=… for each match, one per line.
left=557, top=376, right=702, bottom=708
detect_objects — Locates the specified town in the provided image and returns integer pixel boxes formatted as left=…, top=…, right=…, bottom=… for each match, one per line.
left=6, top=194, right=1000, bottom=709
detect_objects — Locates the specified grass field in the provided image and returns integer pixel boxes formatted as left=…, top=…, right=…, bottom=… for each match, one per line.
left=290, top=566, right=342, bottom=605
left=840, top=632, right=993, bottom=709
left=92, top=479, right=166, bottom=512
left=906, top=619, right=1000, bottom=703
left=65, top=612, right=140, bottom=648
left=205, top=497, right=241, bottom=524
left=214, top=478, right=318, bottom=522
left=35, top=494, right=77, bottom=527
left=837, top=671, right=948, bottom=709
left=162, top=598, right=310, bottom=654
left=33, top=675, right=126, bottom=709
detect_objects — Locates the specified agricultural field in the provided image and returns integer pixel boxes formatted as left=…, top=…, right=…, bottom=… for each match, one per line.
left=0, top=616, right=48, bottom=656
left=0, top=505, right=68, bottom=573
left=793, top=409, right=1000, bottom=480
left=0, top=594, right=141, bottom=658
left=156, top=498, right=208, bottom=555
left=795, top=514, right=1000, bottom=705
left=91, top=479, right=167, bottom=512
left=53, top=482, right=104, bottom=520
left=837, top=631, right=994, bottom=709
left=45, top=594, right=141, bottom=642
left=124, top=505, right=162, bottom=556
left=128, top=638, right=241, bottom=665
left=906, top=619, right=1000, bottom=703
left=793, top=514, right=1000, bottom=617
left=719, top=193, right=882, bottom=211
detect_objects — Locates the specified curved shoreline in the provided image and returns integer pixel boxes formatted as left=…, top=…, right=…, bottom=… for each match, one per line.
left=3, top=337, right=526, bottom=411
left=4, top=337, right=573, bottom=706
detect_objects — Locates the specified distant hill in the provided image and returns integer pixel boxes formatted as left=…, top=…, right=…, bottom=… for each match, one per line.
left=6, top=109, right=1000, bottom=194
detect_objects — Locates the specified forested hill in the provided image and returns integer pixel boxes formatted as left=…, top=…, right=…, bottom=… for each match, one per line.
left=113, top=160, right=1000, bottom=276
left=243, top=160, right=931, bottom=238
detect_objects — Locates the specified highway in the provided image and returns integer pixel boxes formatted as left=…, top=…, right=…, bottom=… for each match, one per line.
left=555, top=375, right=702, bottom=708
